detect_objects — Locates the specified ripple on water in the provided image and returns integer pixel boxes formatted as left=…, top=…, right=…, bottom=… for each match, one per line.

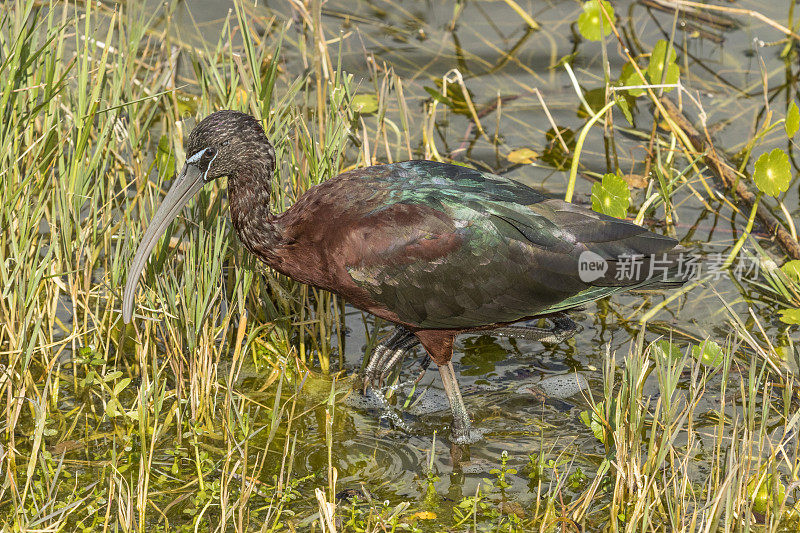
left=297, top=432, right=425, bottom=498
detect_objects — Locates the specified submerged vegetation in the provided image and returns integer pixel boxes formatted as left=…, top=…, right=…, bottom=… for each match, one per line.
left=0, top=0, right=799, bottom=530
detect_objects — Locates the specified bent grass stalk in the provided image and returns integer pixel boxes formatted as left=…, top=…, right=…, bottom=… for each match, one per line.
left=565, top=100, right=616, bottom=203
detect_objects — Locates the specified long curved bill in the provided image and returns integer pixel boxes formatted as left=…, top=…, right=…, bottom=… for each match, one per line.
left=122, top=157, right=208, bottom=323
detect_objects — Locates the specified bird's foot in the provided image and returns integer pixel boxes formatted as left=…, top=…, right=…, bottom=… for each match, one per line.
left=361, top=327, right=420, bottom=392
left=450, top=426, right=487, bottom=445
left=493, top=313, right=579, bottom=344
left=361, top=387, right=414, bottom=434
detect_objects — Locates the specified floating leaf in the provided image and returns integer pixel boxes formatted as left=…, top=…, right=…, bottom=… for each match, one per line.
left=691, top=340, right=724, bottom=367
left=622, top=173, right=648, bottom=188
left=591, top=172, right=630, bottom=218
left=779, top=308, right=800, bottom=325
left=652, top=340, right=682, bottom=360
left=351, top=93, right=379, bottom=115
left=647, top=40, right=679, bottom=89
left=620, top=41, right=679, bottom=97
left=577, top=0, right=616, bottom=41
left=507, top=148, right=539, bottom=164
left=411, top=511, right=437, bottom=520
left=753, top=148, right=792, bottom=197
left=620, top=62, right=647, bottom=97
left=577, top=87, right=607, bottom=118
left=541, top=127, right=576, bottom=170
left=780, top=260, right=800, bottom=282
left=786, top=100, right=799, bottom=138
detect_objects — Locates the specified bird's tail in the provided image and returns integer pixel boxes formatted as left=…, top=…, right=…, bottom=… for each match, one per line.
left=587, top=245, right=694, bottom=289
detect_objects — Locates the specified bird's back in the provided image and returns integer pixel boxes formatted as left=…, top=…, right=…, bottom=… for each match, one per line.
left=279, top=161, right=685, bottom=329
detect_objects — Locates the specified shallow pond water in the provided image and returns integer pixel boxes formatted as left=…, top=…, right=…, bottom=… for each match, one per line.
left=158, top=0, right=800, bottom=517
left=33, top=0, right=798, bottom=528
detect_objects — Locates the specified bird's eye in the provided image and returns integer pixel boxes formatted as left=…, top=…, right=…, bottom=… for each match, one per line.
left=203, top=147, right=217, bottom=160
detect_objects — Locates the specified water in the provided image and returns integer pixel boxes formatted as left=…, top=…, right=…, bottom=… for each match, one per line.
left=139, top=0, right=799, bottom=523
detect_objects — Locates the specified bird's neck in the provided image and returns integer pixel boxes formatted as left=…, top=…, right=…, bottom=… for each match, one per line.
left=228, top=161, right=284, bottom=264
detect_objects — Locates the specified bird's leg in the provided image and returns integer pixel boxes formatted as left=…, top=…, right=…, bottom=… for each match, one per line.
left=437, top=362, right=482, bottom=444
left=363, top=327, right=406, bottom=383
left=411, top=355, right=431, bottom=385
left=493, top=313, right=578, bottom=344
left=377, top=336, right=421, bottom=383
left=362, top=326, right=417, bottom=392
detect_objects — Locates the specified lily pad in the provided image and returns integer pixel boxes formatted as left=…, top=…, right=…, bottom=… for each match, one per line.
left=620, top=62, right=647, bottom=97
left=578, top=87, right=608, bottom=118
left=753, top=148, right=792, bottom=197
left=622, top=173, right=648, bottom=188
left=542, top=127, right=575, bottom=170
left=786, top=100, right=799, bottom=138
left=507, top=148, right=538, bottom=164
left=780, top=260, right=800, bottom=282
left=620, top=40, right=679, bottom=96
left=647, top=40, right=679, bottom=88
left=577, top=0, right=616, bottom=42
left=779, top=308, right=800, bottom=325
left=351, top=93, right=379, bottom=115
left=691, top=340, right=724, bottom=367
left=652, top=339, right=682, bottom=360
left=591, top=172, right=630, bottom=219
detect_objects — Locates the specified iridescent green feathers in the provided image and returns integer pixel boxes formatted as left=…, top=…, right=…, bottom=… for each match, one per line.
left=337, top=161, right=682, bottom=329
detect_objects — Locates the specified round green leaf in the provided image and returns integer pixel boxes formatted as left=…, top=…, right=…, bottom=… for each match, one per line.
left=780, top=260, right=800, bottom=282
left=351, top=93, right=379, bottom=115
left=753, top=148, right=792, bottom=196
left=350, top=94, right=378, bottom=115
left=620, top=62, right=647, bottom=97
left=647, top=40, right=679, bottom=90
left=691, top=340, right=724, bottom=367
left=786, top=100, right=799, bottom=138
left=779, top=308, right=800, bottom=325
left=591, top=172, right=631, bottom=218
left=648, top=41, right=677, bottom=76
left=507, top=148, right=538, bottom=164
left=577, top=0, right=616, bottom=42
left=652, top=340, right=682, bottom=360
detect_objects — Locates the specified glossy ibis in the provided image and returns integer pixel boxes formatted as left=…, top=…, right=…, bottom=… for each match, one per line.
left=123, top=110, right=687, bottom=444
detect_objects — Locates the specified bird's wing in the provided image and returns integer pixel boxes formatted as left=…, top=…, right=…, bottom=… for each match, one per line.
left=338, top=161, right=681, bottom=329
